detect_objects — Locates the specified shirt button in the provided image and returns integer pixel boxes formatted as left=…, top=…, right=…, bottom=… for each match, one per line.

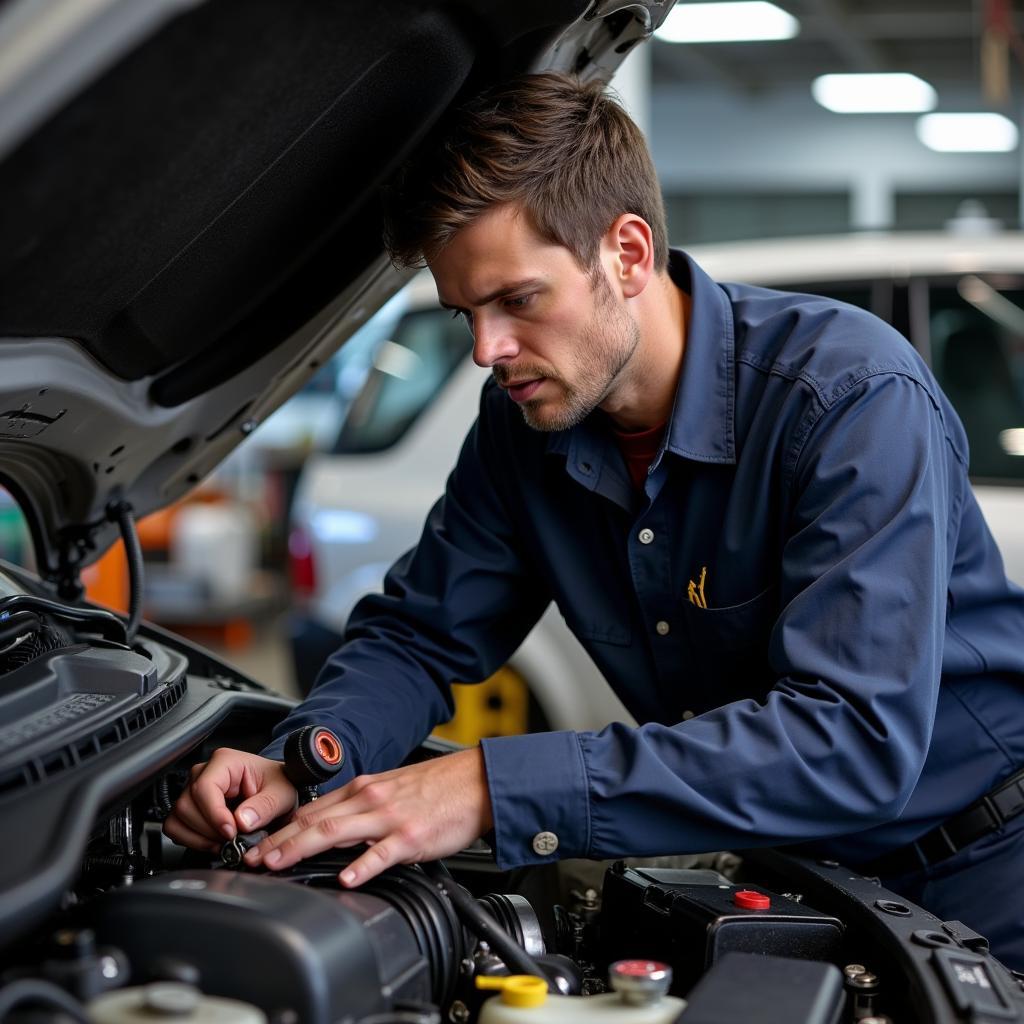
left=656, top=620, right=671, bottom=636
left=532, top=831, right=559, bottom=856
left=682, top=709, right=695, bottom=720
left=638, top=528, right=655, bottom=545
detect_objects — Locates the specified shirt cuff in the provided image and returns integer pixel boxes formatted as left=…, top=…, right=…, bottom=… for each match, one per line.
left=480, top=731, right=590, bottom=869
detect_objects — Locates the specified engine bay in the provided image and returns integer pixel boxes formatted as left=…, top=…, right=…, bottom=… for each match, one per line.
left=1, top=571, right=1023, bottom=1024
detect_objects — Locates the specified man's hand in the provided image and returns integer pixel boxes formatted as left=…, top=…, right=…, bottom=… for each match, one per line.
left=163, top=748, right=297, bottom=851
left=242, top=747, right=493, bottom=887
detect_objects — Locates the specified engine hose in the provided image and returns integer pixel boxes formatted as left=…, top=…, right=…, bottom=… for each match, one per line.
left=0, top=610, right=41, bottom=647
left=0, top=594, right=127, bottom=645
left=0, top=978, right=91, bottom=1022
left=288, top=865, right=462, bottom=1008
left=420, top=861, right=557, bottom=992
left=110, top=501, right=144, bottom=643
left=364, top=866, right=462, bottom=1008
left=155, top=775, right=174, bottom=817
left=83, top=853, right=136, bottom=873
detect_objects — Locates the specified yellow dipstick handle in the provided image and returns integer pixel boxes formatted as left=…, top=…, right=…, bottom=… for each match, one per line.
left=476, top=975, right=549, bottom=1007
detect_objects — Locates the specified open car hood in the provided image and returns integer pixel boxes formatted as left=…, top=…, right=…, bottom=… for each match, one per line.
left=0, top=0, right=672, bottom=589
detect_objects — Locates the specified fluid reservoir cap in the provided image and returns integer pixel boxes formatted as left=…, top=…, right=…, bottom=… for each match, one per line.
left=734, top=889, right=771, bottom=911
left=89, top=985, right=267, bottom=1023
left=476, top=975, right=548, bottom=1007
left=144, top=983, right=201, bottom=1016
left=609, top=960, right=672, bottom=1005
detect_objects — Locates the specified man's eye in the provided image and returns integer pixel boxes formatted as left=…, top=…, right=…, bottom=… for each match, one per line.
left=504, top=295, right=532, bottom=310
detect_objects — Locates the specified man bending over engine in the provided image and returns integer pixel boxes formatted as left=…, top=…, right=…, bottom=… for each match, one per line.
left=166, top=73, right=1024, bottom=968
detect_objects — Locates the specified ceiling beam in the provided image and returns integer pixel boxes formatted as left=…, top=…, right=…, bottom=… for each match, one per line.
left=844, top=11, right=976, bottom=39
left=800, top=11, right=977, bottom=41
left=797, top=0, right=886, bottom=71
left=652, top=42, right=752, bottom=93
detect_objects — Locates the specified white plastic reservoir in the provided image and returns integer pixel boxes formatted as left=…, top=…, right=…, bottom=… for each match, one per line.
left=171, top=502, right=257, bottom=603
left=477, top=968, right=686, bottom=1024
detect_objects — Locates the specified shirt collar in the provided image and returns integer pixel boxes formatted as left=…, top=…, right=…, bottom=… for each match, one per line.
left=546, top=248, right=736, bottom=469
left=661, top=248, right=736, bottom=465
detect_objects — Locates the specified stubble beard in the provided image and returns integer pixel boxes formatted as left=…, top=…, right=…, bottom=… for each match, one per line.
left=509, top=281, right=641, bottom=433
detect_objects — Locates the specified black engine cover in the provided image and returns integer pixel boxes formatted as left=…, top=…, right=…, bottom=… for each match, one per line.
left=93, top=870, right=432, bottom=1023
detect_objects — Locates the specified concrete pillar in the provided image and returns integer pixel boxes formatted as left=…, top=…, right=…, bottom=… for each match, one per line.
left=1018, top=102, right=1024, bottom=228
left=851, top=170, right=894, bottom=231
left=610, top=41, right=651, bottom=138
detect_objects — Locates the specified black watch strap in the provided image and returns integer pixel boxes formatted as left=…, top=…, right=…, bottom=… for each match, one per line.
left=282, top=725, right=345, bottom=802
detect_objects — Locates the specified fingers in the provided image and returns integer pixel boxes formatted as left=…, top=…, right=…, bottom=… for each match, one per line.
left=251, top=808, right=391, bottom=872
left=164, top=761, right=223, bottom=850
left=266, top=806, right=393, bottom=872
left=164, top=785, right=222, bottom=845
left=162, top=814, right=221, bottom=854
left=339, top=840, right=403, bottom=888
left=233, top=767, right=297, bottom=833
left=187, top=752, right=291, bottom=840
left=164, top=750, right=296, bottom=851
left=236, top=753, right=490, bottom=886
left=187, top=753, right=246, bottom=839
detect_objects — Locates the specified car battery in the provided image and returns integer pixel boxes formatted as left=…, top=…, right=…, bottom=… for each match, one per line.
left=681, top=952, right=846, bottom=1024
left=600, top=863, right=844, bottom=994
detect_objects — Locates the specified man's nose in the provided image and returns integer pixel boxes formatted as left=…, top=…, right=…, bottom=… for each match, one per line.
left=471, top=312, right=519, bottom=368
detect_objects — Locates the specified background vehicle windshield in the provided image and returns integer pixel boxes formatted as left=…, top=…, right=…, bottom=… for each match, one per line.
left=334, top=308, right=474, bottom=454
left=929, top=276, right=1024, bottom=482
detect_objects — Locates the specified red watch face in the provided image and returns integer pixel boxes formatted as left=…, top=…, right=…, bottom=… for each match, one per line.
left=314, top=729, right=343, bottom=765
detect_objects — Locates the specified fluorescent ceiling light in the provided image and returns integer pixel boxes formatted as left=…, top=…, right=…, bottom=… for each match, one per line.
left=655, top=2, right=799, bottom=44
left=1000, top=429, right=1024, bottom=456
left=916, top=112, right=1019, bottom=153
left=811, top=73, right=936, bottom=113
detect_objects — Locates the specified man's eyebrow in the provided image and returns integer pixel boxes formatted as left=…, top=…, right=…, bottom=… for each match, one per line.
left=438, top=278, right=543, bottom=310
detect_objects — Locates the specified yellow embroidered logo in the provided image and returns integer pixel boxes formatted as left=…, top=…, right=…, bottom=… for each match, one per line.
left=687, top=566, right=709, bottom=609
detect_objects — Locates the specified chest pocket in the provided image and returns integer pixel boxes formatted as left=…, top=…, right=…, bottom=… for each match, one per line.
left=679, top=583, right=778, bottom=703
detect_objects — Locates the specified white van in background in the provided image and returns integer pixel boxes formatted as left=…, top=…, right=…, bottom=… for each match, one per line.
left=288, top=231, right=1024, bottom=739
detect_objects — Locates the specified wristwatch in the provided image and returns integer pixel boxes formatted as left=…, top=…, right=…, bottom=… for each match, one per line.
left=282, top=725, right=345, bottom=804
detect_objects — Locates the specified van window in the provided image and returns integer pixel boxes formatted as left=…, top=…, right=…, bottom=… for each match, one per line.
left=929, top=277, right=1024, bottom=482
left=334, top=308, right=473, bottom=454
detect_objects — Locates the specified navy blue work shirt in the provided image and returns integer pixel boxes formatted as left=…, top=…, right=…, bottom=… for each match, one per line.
left=266, top=250, right=1024, bottom=870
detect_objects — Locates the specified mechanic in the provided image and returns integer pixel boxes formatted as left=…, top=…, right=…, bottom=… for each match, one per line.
left=166, top=73, right=1024, bottom=967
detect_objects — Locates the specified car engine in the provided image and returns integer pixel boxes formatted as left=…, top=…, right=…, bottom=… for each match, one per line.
left=1, top=564, right=1023, bottom=1024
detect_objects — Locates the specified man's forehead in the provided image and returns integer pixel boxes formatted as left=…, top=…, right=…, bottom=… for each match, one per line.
left=429, top=204, right=574, bottom=305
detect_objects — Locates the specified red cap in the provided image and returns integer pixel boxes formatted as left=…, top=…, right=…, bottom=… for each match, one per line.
left=611, top=960, right=669, bottom=979
left=734, top=889, right=771, bottom=911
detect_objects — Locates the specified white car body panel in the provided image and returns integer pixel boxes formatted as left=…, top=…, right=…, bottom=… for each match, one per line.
left=294, top=232, right=1024, bottom=734
left=971, top=486, right=1024, bottom=585
left=688, top=232, right=1024, bottom=286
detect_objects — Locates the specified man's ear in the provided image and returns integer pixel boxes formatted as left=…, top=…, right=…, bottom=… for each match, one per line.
left=604, top=213, right=655, bottom=300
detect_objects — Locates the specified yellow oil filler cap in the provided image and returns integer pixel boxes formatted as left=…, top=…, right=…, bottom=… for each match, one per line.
left=476, top=975, right=549, bottom=1007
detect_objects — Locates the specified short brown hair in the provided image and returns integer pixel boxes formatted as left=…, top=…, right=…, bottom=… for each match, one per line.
left=382, top=72, right=668, bottom=273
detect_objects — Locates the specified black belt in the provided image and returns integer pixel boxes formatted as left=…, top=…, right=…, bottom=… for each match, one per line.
left=859, top=766, right=1024, bottom=878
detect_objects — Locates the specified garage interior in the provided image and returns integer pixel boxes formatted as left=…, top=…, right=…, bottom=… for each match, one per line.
left=1, top=0, right=1017, bottom=727
left=2, top=2, right=1024, bottom=1021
